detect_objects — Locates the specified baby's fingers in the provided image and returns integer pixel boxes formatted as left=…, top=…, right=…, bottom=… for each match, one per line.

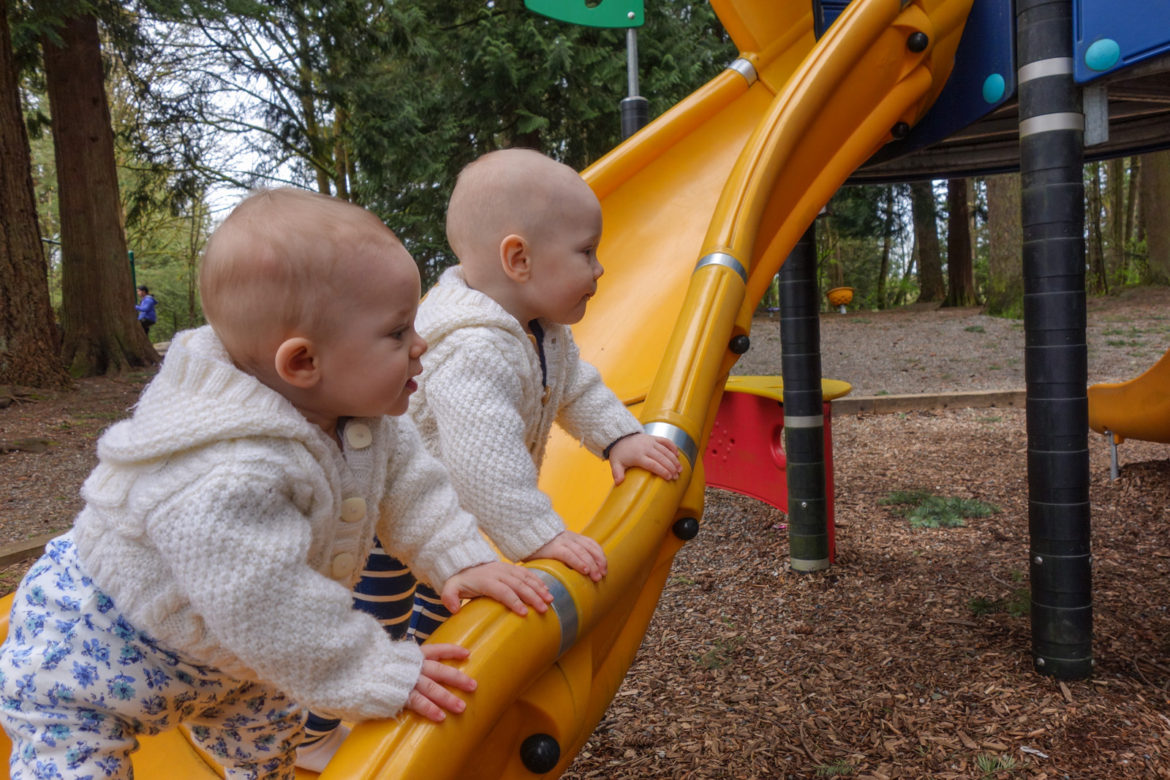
left=421, top=642, right=471, bottom=662
left=420, top=657, right=477, bottom=693
left=407, top=660, right=476, bottom=721
left=643, top=448, right=683, bottom=480
left=572, top=535, right=608, bottom=579
left=488, top=567, right=552, bottom=615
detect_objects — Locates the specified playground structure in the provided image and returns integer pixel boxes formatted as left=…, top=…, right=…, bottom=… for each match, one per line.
left=2, top=0, right=1169, bottom=777
left=1089, top=346, right=1170, bottom=478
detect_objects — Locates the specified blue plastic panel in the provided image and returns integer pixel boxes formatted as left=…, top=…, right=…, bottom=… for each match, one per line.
left=814, top=0, right=852, bottom=39
left=1074, top=0, right=1170, bottom=82
left=867, top=0, right=1016, bottom=163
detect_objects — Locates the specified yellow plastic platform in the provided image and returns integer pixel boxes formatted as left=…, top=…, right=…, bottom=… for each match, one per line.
left=0, top=0, right=974, bottom=776
left=725, top=374, right=853, bottom=403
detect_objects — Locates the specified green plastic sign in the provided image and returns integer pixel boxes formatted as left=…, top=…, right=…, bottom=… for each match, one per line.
left=524, top=0, right=644, bottom=28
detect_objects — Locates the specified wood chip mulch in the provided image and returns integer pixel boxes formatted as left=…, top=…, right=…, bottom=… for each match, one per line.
left=565, top=408, right=1170, bottom=779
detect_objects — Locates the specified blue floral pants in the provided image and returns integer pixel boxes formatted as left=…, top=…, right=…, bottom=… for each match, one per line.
left=0, top=536, right=304, bottom=780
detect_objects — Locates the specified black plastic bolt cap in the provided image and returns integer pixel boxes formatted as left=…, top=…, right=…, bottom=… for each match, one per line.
left=520, top=733, right=560, bottom=774
left=673, top=516, right=700, bottom=540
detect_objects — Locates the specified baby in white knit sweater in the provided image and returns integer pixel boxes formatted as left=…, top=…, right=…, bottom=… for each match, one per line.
left=0, top=188, right=553, bottom=780
left=369, top=148, right=684, bottom=644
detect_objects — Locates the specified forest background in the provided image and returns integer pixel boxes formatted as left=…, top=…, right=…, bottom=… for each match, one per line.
left=2, top=0, right=1170, bottom=390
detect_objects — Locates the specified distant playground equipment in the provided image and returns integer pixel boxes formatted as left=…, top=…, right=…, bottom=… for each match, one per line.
left=826, top=285, right=854, bottom=313
left=4, top=0, right=1170, bottom=776
left=1088, top=345, right=1170, bottom=479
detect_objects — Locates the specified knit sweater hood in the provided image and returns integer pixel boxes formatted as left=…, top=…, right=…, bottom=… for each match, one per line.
left=95, top=326, right=335, bottom=469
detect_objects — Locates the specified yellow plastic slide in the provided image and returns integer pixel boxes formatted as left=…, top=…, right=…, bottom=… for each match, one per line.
left=0, top=1, right=973, bottom=776
left=1088, top=346, right=1170, bottom=446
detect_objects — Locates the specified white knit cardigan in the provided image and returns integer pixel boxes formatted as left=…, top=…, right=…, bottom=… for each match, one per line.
left=71, top=326, right=497, bottom=721
left=409, top=266, right=643, bottom=562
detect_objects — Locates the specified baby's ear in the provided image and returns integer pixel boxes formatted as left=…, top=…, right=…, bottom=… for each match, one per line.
left=500, top=233, right=532, bottom=282
left=274, top=337, right=320, bottom=388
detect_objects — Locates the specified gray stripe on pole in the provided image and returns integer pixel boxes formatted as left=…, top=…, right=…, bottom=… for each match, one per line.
left=783, top=414, right=824, bottom=428
left=534, top=570, right=577, bottom=657
left=1018, top=57, right=1073, bottom=83
left=643, top=422, right=698, bottom=466
left=791, top=557, right=830, bottom=572
left=694, top=252, right=747, bottom=283
left=727, top=57, right=758, bottom=85
left=1019, top=113, right=1084, bottom=138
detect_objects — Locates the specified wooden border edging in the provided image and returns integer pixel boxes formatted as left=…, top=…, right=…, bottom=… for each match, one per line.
left=832, top=389, right=1027, bottom=415
left=0, top=531, right=62, bottom=568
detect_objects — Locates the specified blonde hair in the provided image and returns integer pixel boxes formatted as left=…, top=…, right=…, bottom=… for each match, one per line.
left=200, top=188, right=398, bottom=365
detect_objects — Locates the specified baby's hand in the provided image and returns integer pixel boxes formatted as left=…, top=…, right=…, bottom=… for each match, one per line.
left=524, top=530, right=608, bottom=582
left=609, top=433, right=683, bottom=485
left=440, top=561, right=553, bottom=616
left=406, top=643, right=475, bottom=722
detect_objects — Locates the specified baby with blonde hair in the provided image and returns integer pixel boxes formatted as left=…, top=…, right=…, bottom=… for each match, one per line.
left=358, top=148, right=683, bottom=645
left=0, top=187, right=551, bottom=780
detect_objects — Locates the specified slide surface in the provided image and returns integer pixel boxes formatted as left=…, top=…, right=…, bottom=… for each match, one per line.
left=1088, top=346, right=1170, bottom=444
left=0, top=1, right=973, bottom=777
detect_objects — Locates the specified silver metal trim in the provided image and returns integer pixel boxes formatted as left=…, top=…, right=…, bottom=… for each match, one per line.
left=1018, top=57, right=1073, bottom=84
left=783, top=414, right=824, bottom=429
left=1019, top=112, right=1084, bottom=138
left=727, top=57, right=757, bottom=85
left=643, top=421, right=698, bottom=466
left=1083, top=84, right=1109, bottom=146
left=534, top=570, right=577, bottom=657
left=694, top=252, right=747, bottom=283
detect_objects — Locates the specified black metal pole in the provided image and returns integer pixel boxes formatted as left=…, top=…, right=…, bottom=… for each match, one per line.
left=781, top=222, right=829, bottom=572
left=620, top=28, right=649, bottom=139
left=1017, top=0, right=1092, bottom=679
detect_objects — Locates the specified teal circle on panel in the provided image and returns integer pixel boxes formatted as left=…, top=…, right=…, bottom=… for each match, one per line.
left=1085, top=38, right=1120, bottom=71
left=982, top=73, right=1005, bottom=104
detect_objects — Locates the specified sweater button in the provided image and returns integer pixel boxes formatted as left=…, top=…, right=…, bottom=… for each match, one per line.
left=331, top=552, right=356, bottom=578
left=341, top=497, right=367, bottom=523
left=345, top=423, right=372, bottom=449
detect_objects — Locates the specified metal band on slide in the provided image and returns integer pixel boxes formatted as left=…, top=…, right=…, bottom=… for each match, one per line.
left=1019, top=113, right=1083, bottom=138
left=694, top=252, right=747, bottom=284
left=783, top=414, right=824, bottom=429
left=534, top=570, right=578, bottom=657
left=1018, top=57, right=1073, bottom=84
left=727, top=58, right=757, bottom=85
left=643, top=421, right=698, bottom=466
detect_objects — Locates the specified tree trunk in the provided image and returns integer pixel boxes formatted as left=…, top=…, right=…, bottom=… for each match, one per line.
left=983, top=173, right=1024, bottom=317
left=1085, top=162, right=1108, bottom=294
left=43, top=13, right=157, bottom=376
left=1107, top=158, right=1124, bottom=286
left=0, top=0, right=70, bottom=389
left=1125, top=156, right=1140, bottom=280
left=1140, top=150, right=1170, bottom=284
left=910, top=180, right=945, bottom=302
left=944, top=178, right=977, bottom=307
left=876, top=188, right=894, bottom=308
